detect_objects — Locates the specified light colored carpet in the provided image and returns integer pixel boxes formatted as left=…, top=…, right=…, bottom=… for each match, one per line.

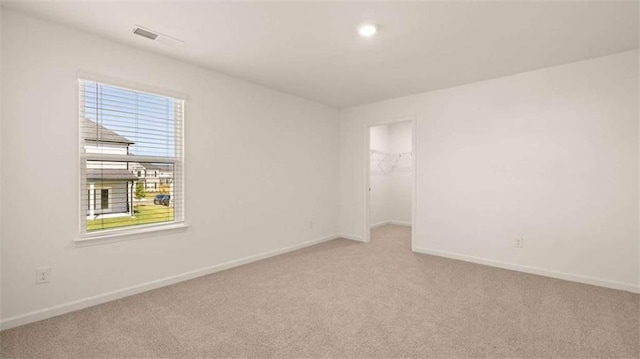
left=1, top=225, right=638, bottom=358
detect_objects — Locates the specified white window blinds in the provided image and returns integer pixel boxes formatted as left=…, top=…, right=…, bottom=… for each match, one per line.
left=79, top=79, right=184, bottom=236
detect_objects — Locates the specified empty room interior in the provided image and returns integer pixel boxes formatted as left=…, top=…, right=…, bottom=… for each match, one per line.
left=0, top=1, right=639, bottom=358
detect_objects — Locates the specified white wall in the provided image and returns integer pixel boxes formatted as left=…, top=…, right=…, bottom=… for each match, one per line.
left=0, top=4, right=4, bottom=322
left=369, top=125, right=390, bottom=226
left=369, top=122, right=412, bottom=227
left=0, top=9, right=340, bottom=326
left=341, top=50, right=640, bottom=292
left=386, top=122, right=412, bottom=224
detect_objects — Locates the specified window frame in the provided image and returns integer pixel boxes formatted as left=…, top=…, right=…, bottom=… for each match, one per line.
left=77, top=74, right=187, bottom=241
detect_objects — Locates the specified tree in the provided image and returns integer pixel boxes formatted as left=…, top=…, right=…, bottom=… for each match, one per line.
left=160, top=183, right=170, bottom=194
left=135, top=181, right=146, bottom=200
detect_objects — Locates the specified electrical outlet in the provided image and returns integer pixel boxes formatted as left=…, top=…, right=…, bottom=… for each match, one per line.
left=309, top=220, right=314, bottom=229
left=515, top=238, right=523, bottom=248
left=36, top=267, right=50, bottom=284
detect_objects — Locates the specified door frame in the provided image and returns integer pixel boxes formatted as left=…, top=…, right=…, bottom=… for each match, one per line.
left=363, top=117, right=417, bottom=251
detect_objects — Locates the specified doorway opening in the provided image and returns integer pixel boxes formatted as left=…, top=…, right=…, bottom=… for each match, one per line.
left=366, top=119, right=415, bottom=251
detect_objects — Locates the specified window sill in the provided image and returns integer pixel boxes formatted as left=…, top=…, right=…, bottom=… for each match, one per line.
left=76, top=222, right=188, bottom=245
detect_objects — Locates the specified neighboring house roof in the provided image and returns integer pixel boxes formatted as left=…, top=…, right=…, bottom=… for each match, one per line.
left=83, top=119, right=137, bottom=182
left=87, top=169, right=139, bottom=181
left=82, top=118, right=134, bottom=144
left=143, top=163, right=174, bottom=172
left=143, top=164, right=161, bottom=171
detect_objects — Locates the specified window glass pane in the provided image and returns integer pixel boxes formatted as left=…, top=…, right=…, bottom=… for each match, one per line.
left=81, top=81, right=181, bottom=158
left=84, top=161, right=176, bottom=232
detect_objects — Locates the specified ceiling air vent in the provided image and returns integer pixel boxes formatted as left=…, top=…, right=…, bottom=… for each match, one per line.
left=133, top=27, right=159, bottom=40
left=132, top=26, right=184, bottom=47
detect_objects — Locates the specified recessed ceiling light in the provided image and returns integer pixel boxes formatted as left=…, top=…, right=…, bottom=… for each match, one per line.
left=358, top=24, right=377, bottom=38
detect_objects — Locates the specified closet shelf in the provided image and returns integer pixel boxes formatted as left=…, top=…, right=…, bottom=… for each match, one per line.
left=370, top=150, right=412, bottom=172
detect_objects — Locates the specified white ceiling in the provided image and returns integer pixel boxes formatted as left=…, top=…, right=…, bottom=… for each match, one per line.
left=2, top=1, right=639, bottom=108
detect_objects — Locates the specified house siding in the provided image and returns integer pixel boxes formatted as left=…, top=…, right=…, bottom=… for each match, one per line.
left=87, top=181, right=130, bottom=216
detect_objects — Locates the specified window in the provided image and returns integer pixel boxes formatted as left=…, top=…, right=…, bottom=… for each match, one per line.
left=100, top=189, right=109, bottom=210
left=79, top=79, right=184, bottom=236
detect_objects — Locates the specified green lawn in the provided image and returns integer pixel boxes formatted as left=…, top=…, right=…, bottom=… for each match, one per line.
left=87, top=204, right=174, bottom=232
left=142, top=192, right=164, bottom=198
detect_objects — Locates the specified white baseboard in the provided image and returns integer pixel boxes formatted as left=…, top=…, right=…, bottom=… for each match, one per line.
left=388, top=220, right=411, bottom=227
left=370, top=220, right=412, bottom=228
left=415, top=247, right=640, bottom=294
left=339, top=233, right=365, bottom=242
left=0, top=234, right=340, bottom=331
